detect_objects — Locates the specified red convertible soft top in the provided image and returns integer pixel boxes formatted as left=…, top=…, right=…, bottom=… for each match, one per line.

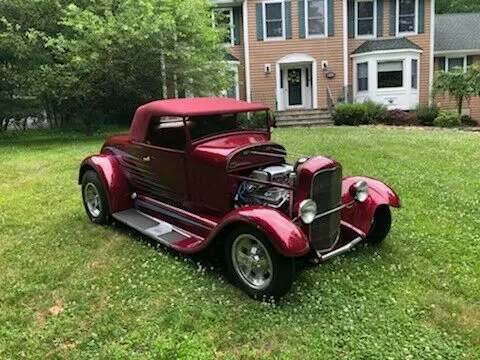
left=129, top=97, right=270, bottom=142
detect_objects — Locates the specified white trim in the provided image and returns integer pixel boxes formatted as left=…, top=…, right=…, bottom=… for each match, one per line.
left=212, top=7, right=235, bottom=46
left=355, top=0, right=376, bottom=39
left=351, top=48, right=423, bottom=58
left=278, top=53, right=316, bottom=64
left=343, top=0, right=349, bottom=101
left=263, top=0, right=286, bottom=41
left=243, top=0, right=251, bottom=102
left=396, top=0, right=418, bottom=36
left=434, top=50, right=480, bottom=56
left=305, top=0, right=328, bottom=39
left=428, top=0, right=435, bottom=105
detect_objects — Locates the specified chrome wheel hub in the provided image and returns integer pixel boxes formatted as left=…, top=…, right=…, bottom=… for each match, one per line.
left=231, top=234, right=273, bottom=290
left=84, top=183, right=101, bottom=218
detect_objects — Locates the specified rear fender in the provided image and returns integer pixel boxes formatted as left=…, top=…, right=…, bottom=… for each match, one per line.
left=209, top=206, right=310, bottom=257
left=341, top=176, right=400, bottom=234
left=79, top=155, right=132, bottom=214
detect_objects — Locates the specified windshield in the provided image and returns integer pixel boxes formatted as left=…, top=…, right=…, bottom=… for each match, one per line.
left=188, top=111, right=268, bottom=142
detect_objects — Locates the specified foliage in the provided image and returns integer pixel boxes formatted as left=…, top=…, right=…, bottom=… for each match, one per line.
left=333, top=103, right=367, bottom=126
left=0, top=0, right=233, bottom=134
left=432, top=65, right=480, bottom=115
left=388, top=109, right=417, bottom=126
left=1, top=128, right=479, bottom=358
left=436, top=0, right=480, bottom=14
left=460, top=115, right=478, bottom=127
left=363, top=100, right=392, bottom=125
left=434, top=109, right=462, bottom=128
left=415, top=104, right=439, bottom=126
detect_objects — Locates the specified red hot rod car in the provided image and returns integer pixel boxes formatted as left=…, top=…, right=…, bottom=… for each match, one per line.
left=79, top=97, right=400, bottom=299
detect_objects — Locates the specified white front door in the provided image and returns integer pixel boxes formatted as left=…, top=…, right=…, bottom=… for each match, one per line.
left=281, top=65, right=312, bottom=110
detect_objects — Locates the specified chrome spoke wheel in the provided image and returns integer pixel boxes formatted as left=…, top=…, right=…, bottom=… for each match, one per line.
left=231, top=234, right=273, bottom=291
left=84, top=183, right=102, bottom=218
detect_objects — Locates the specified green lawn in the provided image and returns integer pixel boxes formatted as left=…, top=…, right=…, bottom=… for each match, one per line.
left=0, top=127, right=479, bottom=359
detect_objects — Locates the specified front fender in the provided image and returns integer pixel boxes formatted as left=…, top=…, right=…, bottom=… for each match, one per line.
left=79, top=155, right=132, bottom=214
left=210, top=206, right=310, bottom=257
left=341, top=176, right=400, bottom=234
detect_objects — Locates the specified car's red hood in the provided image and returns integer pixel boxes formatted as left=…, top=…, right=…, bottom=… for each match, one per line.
left=191, top=132, right=279, bottom=165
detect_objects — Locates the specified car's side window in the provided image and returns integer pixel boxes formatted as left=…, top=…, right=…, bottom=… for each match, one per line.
left=145, top=116, right=186, bottom=150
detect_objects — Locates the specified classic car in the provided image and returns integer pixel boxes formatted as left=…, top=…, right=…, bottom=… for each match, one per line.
left=79, top=97, right=400, bottom=299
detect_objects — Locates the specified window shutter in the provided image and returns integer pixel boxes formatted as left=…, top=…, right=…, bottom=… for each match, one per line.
left=328, top=0, right=334, bottom=36
left=233, top=7, right=241, bottom=45
left=285, top=1, right=292, bottom=39
left=418, top=0, right=425, bottom=33
left=256, top=3, right=264, bottom=41
left=348, top=0, right=354, bottom=38
left=298, top=0, right=306, bottom=38
left=389, top=0, right=396, bottom=36
left=377, top=0, right=384, bottom=37
left=439, top=57, right=446, bottom=71
left=467, top=56, right=474, bottom=67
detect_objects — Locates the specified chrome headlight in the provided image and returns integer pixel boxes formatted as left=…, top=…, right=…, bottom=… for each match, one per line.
left=299, top=199, right=317, bottom=224
left=350, top=180, right=369, bottom=203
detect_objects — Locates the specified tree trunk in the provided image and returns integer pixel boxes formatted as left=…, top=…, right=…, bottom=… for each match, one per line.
left=457, top=96, right=463, bottom=115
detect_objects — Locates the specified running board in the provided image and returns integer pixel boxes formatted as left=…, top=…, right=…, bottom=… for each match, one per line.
left=112, top=209, right=189, bottom=245
left=319, top=236, right=363, bottom=261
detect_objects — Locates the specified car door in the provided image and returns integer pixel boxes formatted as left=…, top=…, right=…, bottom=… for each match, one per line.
left=130, top=117, right=188, bottom=204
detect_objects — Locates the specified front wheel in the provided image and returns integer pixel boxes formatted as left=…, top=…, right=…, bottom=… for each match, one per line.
left=224, top=225, right=295, bottom=300
left=366, top=206, right=392, bottom=245
left=81, top=170, right=110, bottom=225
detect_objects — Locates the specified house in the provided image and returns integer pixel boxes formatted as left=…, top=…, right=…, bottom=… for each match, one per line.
left=210, top=0, right=434, bottom=115
left=434, top=13, right=480, bottom=120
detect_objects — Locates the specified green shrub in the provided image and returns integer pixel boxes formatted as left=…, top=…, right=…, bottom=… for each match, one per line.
left=333, top=103, right=367, bottom=126
left=434, top=109, right=461, bottom=128
left=416, top=104, right=439, bottom=126
left=364, top=101, right=391, bottom=124
left=460, top=115, right=478, bottom=127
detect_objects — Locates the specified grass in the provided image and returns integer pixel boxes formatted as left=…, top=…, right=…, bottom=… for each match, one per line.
left=0, top=126, right=479, bottom=359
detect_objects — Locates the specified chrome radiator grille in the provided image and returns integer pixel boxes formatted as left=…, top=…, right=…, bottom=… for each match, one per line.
left=309, top=167, right=342, bottom=251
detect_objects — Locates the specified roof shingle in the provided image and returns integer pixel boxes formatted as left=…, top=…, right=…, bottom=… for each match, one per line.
left=352, top=38, right=422, bottom=55
left=435, top=13, right=480, bottom=52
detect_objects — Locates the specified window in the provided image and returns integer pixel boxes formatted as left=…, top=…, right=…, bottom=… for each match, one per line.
left=226, top=64, right=240, bottom=100
left=146, top=117, right=186, bottom=150
left=397, top=0, right=417, bottom=34
left=306, top=0, right=326, bottom=37
left=357, top=62, right=368, bottom=92
left=447, top=57, right=465, bottom=72
left=264, top=1, right=284, bottom=39
left=411, top=59, right=418, bottom=89
left=212, top=8, right=234, bottom=44
left=356, top=0, right=375, bottom=37
left=378, top=61, right=403, bottom=88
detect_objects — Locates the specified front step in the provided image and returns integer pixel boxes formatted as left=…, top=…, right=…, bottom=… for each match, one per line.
left=113, top=208, right=189, bottom=245
left=276, top=109, right=333, bottom=128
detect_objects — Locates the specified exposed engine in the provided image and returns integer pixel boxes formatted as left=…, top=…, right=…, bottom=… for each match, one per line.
left=235, top=164, right=294, bottom=211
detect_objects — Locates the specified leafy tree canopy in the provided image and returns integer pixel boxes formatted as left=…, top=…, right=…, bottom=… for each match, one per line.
left=436, top=0, right=480, bottom=14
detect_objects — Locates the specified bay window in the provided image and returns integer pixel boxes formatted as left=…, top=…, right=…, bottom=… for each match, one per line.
left=356, top=0, right=375, bottom=37
left=357, top=63, right=369, bottom=92
left=264, top=1, right=284, bottom=39
left=411, top=59, right=418, bottom=89
left=306, top=0, right=326, bottom=37
left=397, top=0, right=417, bottom=34
left=378, top=61, right=403, bottom=88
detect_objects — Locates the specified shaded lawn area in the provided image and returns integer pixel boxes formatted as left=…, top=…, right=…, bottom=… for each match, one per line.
left=0, top=127, right=479, bottom=359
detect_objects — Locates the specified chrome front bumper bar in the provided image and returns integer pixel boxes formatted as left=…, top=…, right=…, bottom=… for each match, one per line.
left=318, top=236, right=363, bottom=261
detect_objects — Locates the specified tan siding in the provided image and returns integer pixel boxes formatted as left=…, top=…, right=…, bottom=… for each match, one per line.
left=433, top=56, right=480, bottom=122
left=247, top=0, right=345, bottom=109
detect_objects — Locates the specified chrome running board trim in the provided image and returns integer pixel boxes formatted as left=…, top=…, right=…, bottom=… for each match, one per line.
left=319, top=236, right=363, bottom=261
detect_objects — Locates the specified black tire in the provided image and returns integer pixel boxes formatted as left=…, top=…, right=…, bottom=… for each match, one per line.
left=224, top=225, right=295, bottom=300
left=366, top=206, right=391, bottom=245
left=81, top=170, right=110, bottom=225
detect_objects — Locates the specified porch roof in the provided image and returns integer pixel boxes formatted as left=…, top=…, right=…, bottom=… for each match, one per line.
left=352, top=38, right=422, bottom=55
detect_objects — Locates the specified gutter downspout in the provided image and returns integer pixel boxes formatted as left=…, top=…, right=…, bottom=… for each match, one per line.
left=428, top=0, right=435, bottom=105
left=243, top=0, right=251, bottom=102
left=343, top=0, right=349, bottom=102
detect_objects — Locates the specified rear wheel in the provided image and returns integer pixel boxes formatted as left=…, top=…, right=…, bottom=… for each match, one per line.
left=81, top=170, right=110, bottom=225
left=366, top=206, right=391, bottom=245
left=224, top=225, right=295, bottom=300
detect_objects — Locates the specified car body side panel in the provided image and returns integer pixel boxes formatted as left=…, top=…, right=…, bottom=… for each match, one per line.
left=341, top=176, right=401, bottom=235
left=79, top=155, right=132, bottom=214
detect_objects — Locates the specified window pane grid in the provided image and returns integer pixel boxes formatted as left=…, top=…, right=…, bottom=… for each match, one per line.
left=398, top=0, right=416, bottom=33
left=307, top=0, right=325, bottom=36
left=265, top=2, right=283, bottom=38
left=357, top=63, right=368, bottom=92
left=378, top=61, right=403, bottom=88
left=357, top=1, right=374, bottom=36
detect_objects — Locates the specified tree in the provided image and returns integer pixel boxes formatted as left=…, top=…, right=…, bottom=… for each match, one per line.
left=436, top=0, right=480, bottom=14
left=432, top=65, right=480, bottom=115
